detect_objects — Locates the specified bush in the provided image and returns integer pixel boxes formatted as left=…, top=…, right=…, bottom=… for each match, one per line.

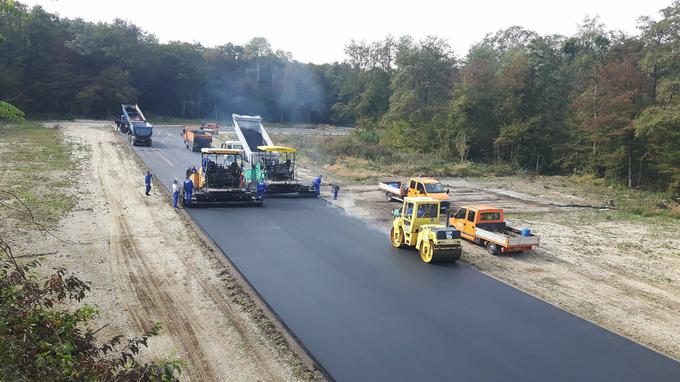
left=0, top=192, right=183, bottom=381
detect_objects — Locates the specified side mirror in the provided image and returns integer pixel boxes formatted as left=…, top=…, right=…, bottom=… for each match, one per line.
left=446, top=189, right=450, bottom=194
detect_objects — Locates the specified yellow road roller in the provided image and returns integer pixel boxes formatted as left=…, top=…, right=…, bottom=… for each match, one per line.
left=390, top=196, right=462, bottom=263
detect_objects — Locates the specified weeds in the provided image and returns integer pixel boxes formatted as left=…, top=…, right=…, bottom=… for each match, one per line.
left=0, top=122, right=76, bottom=224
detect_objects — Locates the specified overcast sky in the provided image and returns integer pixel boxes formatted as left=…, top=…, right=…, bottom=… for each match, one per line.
left=21, top=0, right=672, bottom=63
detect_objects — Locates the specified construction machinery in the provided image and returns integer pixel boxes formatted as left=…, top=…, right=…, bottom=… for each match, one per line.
left=232, top=114, right=316, bottom=197
left=380, top=177, right=451, bottom=211
left=391, top=197, right=462, bottom=263
left=181, top=148, right=263, bottom=207
left=118, top=104, right=153, bottom=146
left=449, top=205, right=540, bottom=255
left=182, top=126, right=212, bottom=151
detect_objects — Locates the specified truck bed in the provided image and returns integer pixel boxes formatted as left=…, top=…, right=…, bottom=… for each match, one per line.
left=476, top=227, right=540, bottom=249
left=379, top=181, right=404, bottom=200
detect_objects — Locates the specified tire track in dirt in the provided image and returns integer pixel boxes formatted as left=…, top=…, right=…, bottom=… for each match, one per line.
left=95, top=140, right=218, bottom=381
left=141, top=201, right=283, bottom=382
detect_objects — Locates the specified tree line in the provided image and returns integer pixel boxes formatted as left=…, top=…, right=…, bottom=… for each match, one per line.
left=1, top=1, right=679, bottom=195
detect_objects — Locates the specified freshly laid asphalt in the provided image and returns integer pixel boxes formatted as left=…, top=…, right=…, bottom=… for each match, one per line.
left=130, top=126, right=680, bottom=381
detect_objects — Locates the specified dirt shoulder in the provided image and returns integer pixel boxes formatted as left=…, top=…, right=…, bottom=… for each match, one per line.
left=302, top=156, right=680, bottom=361
left=3, top=121, right=321, bottom=382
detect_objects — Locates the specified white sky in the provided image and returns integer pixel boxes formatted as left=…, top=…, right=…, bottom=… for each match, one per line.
left=21, top=0, right=671, bottom=64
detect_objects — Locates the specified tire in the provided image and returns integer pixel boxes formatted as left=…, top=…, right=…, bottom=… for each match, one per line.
left=487, top=243, right=500, bottom=256
left=385, top=192, right=393, bottom=202
left=419, top=240, right=434, bottom=263
left=390, top=227, right=405, bottom=248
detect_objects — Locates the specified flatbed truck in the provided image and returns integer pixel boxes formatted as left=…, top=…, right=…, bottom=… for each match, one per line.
left=379, top=177, right=450, bottom=211
left=449, top=205, right=540, bottom=255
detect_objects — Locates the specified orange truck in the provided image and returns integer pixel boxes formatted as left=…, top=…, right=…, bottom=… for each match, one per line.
left=448, top=205, right=540, bottom=255
left=379, top=177, right=450, bottom=211
left=182, top=126, right=213, bottom=152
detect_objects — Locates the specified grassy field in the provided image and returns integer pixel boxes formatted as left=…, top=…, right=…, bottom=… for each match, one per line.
left=275, top=130, right=680, bottom=220
left=0, top=122, right=77, bottom=225
left=274, top=132, right=515, bottom=183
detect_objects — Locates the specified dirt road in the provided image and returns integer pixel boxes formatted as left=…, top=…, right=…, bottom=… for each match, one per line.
left=36, top=121, right=313, bottom=381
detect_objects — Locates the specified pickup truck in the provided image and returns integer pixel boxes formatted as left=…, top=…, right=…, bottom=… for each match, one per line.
left=182, top=127, right=212, bottom=152
left=379, top=177, right=450, bottom=211
left=448, top=205, right=539, bottom=255
left=200, top=122, right=220, bottom=135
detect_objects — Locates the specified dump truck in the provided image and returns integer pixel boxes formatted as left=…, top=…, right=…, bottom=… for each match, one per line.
left=380, top=177, right=450, bottom=211
left=391, top=196, right=462, bottom=263
left=449, top=205, right=540, bottom=255
left=233, top=114, right=315, bottom=197
left=182, top=127, right=213, bottom=152
left=119, top=104, right=153, bottom=146
left=200, top=122, right=220, bottom=135
left=181, top=148, right=262, bottom=207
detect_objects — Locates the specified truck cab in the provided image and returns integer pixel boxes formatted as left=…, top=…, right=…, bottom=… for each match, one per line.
left=405, top=178, right=450, bottom=211
left=182, top=127, right=212, bottom=152
left=449, top=205, right=539, bottom=255
left=391, top=197, right=462, bottom=263
left=379, top=177, right=450, bottom=211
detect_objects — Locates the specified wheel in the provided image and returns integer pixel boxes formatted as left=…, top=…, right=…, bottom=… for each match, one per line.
left=487, top=243, right=500, bottom=256
left=385, top=192, right=393, bottom=202
left=190, top=142, right=195, bottom=152
left=390, top=227, right=405, bottom=248
left=420, top=240, right=434, bottom=263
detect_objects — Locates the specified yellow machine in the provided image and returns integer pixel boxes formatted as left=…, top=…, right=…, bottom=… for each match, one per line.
left=390, top=197, right=462, bottom=263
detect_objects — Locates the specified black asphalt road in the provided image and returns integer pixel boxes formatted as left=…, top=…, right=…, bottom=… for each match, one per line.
left=131, top=126, right=680, bottom=381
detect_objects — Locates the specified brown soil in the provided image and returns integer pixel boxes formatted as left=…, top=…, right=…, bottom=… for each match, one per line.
left=18, top=121, right=320, bottom=382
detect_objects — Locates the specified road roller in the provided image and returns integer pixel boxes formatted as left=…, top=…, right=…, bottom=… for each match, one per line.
left=390, top=197, right=462, bottom=263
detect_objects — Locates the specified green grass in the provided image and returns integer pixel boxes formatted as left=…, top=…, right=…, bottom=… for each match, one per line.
left=0, top=122, right=76, bottom=224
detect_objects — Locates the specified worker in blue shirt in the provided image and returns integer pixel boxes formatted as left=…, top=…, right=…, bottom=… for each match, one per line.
left=144, top=171, right=152, bottom=196
left=256, top=181, right=266, bottom=199
left=172, top=179, right=180, bottom=208
left=183, top=175, right=194, bottom=205
left=313, top=175, right=322, bottom=196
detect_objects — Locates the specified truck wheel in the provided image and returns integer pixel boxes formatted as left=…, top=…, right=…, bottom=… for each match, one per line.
left=419, top=241, right=434, bottom=263
left=385, top=192, right=393, bottom=202
left=487, top=243, right=500, bottom=256
left=390, top=227, right=405, bottom=248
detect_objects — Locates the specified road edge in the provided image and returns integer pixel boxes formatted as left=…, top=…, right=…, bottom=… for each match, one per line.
left=114, top=125, right=330, bottom=381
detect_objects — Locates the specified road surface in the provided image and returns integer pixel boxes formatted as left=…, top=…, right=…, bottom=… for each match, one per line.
left=130, top=126, right=680, bottom=381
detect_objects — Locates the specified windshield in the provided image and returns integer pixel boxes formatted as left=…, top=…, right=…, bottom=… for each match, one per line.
left=417, top=203, right=438, bottom=218
left=479, top=212, right=501, bottom=221
left=425, top=183, right=444, bottom=193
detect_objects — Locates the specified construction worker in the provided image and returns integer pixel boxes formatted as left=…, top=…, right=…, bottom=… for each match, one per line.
left=183, top=175, right=194, bottom=204
left=144, top=171, right=152, bottom=196
left=172, top=179, right=180, bottom=208
left=256, top=181, right=266, bottom=199
left=313, top=175, right=322, bottom=196
left=331, top=184, right=340, bottom=200
left=191, top=165, right=198, bottom=173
